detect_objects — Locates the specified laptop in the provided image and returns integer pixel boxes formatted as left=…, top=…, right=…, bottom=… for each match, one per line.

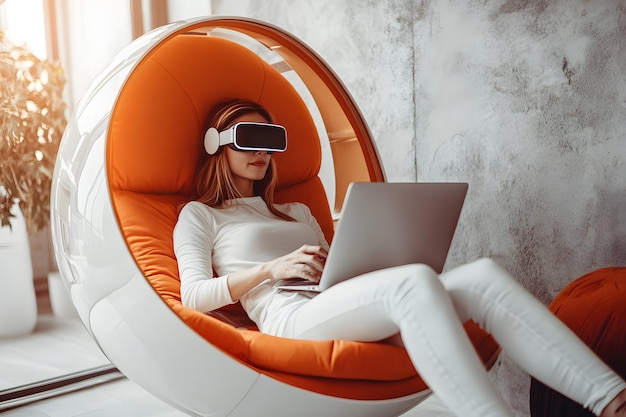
left=277, top=182, right=468, bottom=292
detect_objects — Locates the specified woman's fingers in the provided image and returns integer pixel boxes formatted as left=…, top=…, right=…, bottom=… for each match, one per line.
left=290, top=263, right=322, bottom=282
left=301, top=245, right=328, bottom=259
left=298, top=245, right=327, bottom=270
left=267, top=245, right=327, bottom=281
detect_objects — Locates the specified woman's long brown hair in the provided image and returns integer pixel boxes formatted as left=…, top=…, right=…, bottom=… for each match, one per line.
left=194, top=100, right=295, bottom=221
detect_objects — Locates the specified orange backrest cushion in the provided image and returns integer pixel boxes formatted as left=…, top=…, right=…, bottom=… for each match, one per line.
left=108, top=33, right=333, bottom=240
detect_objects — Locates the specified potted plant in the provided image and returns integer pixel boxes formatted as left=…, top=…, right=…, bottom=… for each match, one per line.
left=0, top=32, right=67, bottom=337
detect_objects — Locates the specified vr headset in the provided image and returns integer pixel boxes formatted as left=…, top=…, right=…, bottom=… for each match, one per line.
left=204, top=122, right=288, bottom=155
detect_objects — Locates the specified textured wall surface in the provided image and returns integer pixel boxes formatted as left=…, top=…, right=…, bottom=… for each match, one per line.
left=214, top=1, right=626, bottom=416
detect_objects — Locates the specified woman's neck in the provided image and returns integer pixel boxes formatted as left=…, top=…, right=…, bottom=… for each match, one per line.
left=233, top=178, right=255, bottom=198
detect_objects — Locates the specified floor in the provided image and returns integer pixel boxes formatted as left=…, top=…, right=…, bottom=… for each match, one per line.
left=0, top=315, right=111, bottom=391
left=0, top=279, right=455, bottom=417
left=0, top=378, right=187, bottom=417
left=0, top=278, right=187, bottom=417
left=1, top=377, right=453, bottom=417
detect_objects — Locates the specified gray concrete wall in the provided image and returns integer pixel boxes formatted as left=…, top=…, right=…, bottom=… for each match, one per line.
left=214, top=1, right=626, bottom=415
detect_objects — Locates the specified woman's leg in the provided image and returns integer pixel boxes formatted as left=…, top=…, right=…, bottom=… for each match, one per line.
left=439, top=258, right=626, bottom=417
left=282, top=263, right=514, bottom=417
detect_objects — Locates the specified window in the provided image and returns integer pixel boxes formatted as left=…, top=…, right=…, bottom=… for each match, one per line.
left=0, top=0, right=50, bottom=59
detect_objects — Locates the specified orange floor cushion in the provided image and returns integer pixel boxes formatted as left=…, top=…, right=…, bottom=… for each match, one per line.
left=530, top=267, right=626, bottom=416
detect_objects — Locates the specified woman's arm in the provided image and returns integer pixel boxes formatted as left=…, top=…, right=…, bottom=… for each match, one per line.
left=226, top=244, right=328, bottom=301
left=174, top=201, right=328, bottom=311
left=174, top=203, right=234, bottom=312
left=218, top=202, right=329, bottom=301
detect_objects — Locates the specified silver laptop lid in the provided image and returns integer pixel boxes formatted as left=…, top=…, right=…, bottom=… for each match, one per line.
left=318, top=182, right=468, bottom=290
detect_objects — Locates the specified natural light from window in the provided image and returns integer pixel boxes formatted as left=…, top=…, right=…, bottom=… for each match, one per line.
left=0, top=0, right=47, bottom=58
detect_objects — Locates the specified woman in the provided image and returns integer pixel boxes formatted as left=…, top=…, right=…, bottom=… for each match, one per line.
left=173, top=99, right=626, bottom=417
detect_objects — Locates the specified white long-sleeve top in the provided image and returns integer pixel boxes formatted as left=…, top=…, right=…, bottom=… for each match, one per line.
left=173, top=196, right=329, bottom=333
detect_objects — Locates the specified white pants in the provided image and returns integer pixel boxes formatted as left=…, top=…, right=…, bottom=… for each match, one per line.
left=272, top=259, right=625, bottom=417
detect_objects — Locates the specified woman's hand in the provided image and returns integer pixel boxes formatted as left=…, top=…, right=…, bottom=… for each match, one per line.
left=226, top=245, right=327, bottom=302
left=264, top=245, right=328, bottom=283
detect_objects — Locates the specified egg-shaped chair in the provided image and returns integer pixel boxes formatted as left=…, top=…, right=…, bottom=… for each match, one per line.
left=50, top=17, right=500, bottom=417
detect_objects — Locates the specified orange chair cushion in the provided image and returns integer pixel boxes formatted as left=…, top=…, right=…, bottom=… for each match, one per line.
left=108, top=32, right=500, bottom=400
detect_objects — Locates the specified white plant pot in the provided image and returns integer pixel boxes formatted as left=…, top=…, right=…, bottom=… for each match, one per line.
left=48, top=271, right=78, bottom=318
left=0, top=201, right=38, bottom=338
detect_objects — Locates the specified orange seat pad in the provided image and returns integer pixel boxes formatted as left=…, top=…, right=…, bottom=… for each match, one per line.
left=112, top=190, right=500, bottom=400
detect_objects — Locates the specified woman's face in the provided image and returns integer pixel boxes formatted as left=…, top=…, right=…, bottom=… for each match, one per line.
left=224, top=111, right=272, bottom=197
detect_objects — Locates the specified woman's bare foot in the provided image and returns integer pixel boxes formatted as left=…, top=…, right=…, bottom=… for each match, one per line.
left=601, top=388, right=626, bottom=417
